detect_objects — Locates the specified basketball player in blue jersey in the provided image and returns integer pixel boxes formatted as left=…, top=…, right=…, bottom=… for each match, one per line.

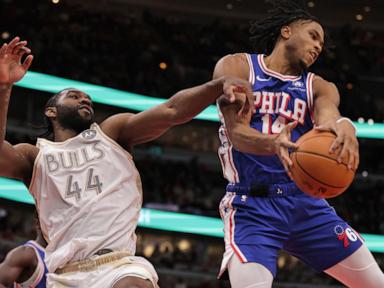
left=0, top=218, right=47, bottom=288
left=214, top=1, right=384, bottom=287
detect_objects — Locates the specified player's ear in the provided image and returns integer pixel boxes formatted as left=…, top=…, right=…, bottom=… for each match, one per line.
left=280, top=25, right=292, bottom=40
left=45, top=107, right=57, bottom=119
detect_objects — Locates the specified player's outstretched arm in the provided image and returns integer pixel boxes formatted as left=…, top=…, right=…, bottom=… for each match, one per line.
left=0, top=37, right=36, bottom=182
left=0, top=246, right=37, bottom=286
left=101, top=75, right=253, bottom=148
left=312, top=76, right=359, bottom=170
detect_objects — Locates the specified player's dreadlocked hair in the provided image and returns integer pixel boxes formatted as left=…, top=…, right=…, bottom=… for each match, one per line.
left=39, top=88, right=72, bottom=138
left=249, top=0, right=320, bottom=55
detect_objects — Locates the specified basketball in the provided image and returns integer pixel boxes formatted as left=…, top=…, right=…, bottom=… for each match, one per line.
left=290, top=129, right=356, bottom=198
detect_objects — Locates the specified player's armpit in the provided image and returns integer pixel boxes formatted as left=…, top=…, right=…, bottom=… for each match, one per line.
left=0, top=142, right=37, bottom=182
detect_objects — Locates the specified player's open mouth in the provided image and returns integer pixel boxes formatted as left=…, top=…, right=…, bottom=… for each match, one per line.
left=309, top=51, right=318, bottom=62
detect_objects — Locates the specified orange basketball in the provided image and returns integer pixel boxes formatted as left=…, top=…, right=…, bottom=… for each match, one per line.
left=290, top=129, right=356, bottom=198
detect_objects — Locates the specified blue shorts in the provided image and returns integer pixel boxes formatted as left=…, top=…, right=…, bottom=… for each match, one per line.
left=219, top=185, right=363, bottom=277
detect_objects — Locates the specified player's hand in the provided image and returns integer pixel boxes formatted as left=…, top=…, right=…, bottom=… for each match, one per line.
left=315, top=118, right=359, bottom=170
left=220, top=76, right=254, bottom=116
left=0, top=37, right=33, bottom=88
left=274, top=122, right=299, bottom=179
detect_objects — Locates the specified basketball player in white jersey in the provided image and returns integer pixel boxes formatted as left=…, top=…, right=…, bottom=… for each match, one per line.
left=0, top=37, right=253, bottom=288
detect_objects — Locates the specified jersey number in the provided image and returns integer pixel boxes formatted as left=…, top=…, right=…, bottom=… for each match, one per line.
left=261, top=115, right=287, bottom=134
left=65, top=168, right=103, bottom=201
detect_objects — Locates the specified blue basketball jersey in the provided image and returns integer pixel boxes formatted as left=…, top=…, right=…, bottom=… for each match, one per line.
left=218, top=53, right=315, bottom=189
left=14, top=240, right=47, bottom=288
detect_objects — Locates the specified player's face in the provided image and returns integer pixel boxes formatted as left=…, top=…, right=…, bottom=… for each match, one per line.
left=285, top=21, right=324, bottom=68
left=56, top=89, right=95, bottom=133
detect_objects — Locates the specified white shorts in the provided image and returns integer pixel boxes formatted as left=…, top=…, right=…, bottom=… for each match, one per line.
left=47, top=254, right=159, bottom=288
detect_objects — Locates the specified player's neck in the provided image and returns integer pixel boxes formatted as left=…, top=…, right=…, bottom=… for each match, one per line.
left=53, top=127, right=80, bottom=142
left=264, top=49, right=301, bottom=76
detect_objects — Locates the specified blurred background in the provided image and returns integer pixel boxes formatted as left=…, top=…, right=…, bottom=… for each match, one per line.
left=0, top=0, right=384, bottom=287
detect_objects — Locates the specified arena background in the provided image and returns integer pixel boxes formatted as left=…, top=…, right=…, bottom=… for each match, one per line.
left=1, top=0, right=384, bottom=287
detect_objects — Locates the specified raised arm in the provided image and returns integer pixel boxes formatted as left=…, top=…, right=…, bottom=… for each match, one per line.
left=0, top=37, right=36, bottom=181
left=100, top=74, right=253, bottom=149
left=214, top=54, right=298, bottom=176
left=313, top=76, right=359, bottom=170
left=0, top=246, right=37, bottom=286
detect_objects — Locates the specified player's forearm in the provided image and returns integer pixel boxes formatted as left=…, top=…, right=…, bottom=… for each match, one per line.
left=313, top=85, right=340, bottom=126
left=165, top=77, right=226, bottom=125
left=0, top=85, right=12, bottom=150
left=314, top=102, right=340, bottom=126
left=227, top=123, right=277, bottom=155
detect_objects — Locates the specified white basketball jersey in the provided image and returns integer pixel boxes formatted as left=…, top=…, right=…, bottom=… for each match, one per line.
left=29, top=123, right=143, bottom=272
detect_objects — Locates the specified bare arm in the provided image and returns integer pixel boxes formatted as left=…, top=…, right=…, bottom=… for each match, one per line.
left=0, top=246, right=37, bottom=286
left=101, top=75, right=253, bottom=148
left=313, top=76, right=359, bottom=170
left=214, top=54, right=298, bottom=176
left=0, top=37, right=36, bottom=182
left=313, top=76, right=340, bottom=125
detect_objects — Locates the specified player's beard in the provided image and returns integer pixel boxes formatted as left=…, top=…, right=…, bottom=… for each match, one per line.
left=56, top=104, right=94, bottom=134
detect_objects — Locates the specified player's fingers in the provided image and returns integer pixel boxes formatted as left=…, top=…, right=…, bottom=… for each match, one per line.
left=6, top=37, right=20, bottom=53
left=354, top=149, right=360, bottom=171
left=280, top=153, right=293, bottom=180
left=282, top=141, right=299, bottom=150
left=237, top=93, right=250, bottom=116
left=0, top=43, right=7, bottom=57
left=12, top=41, right=27, bottom=55
left=336, top=139, right=349, bottom=164
left=281, top=121, right=298, bottom=137
left=244, top=87, right=255, bottom=114
left=347, top=149, right=355, bottom=170
left=17, top=47, right=31, bottom=59
left=233, top=86, right=245, bottom=93
left=329, top=136, right=343, bottom=154
left=287, top=121, right=298, bottom=130
left=223, top=85, right=236, bottom=103
left=280, top=147, right=293, bottom=168
left=22, top=55, right=33, bottom=71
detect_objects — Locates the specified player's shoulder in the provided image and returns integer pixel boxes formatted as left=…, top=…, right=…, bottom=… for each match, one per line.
left=214, top=53, right=249, bottom=80
left=13, top=143, right=39, bottom=169
left=99, top=113, right=136, bottom=140
left=312, top=74, right=336, bottom=86
left=312, top=74, right=338, bottom=92
left=219, top=53, right=248, bottom=64
left=3, top=245, right=37, bottom=267
left=14, top=143, right=38, bottom=156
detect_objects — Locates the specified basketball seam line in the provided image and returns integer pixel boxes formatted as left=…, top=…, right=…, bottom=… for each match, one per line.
left=297, top=133, right=335, bottom=146
left=293, top=153, right=347, bottom=189
left=295, top=151, right=349, bottom=168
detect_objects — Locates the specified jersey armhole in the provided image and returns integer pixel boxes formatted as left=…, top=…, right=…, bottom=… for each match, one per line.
left=245, top=53, right=255, bottom=85
left=306, top=72, right=315, bottom=123
left=15, top=245, right=45, bottom=288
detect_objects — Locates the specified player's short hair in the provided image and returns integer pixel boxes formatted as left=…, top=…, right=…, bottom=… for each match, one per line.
left=249, top=0, right=322, bottom=55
